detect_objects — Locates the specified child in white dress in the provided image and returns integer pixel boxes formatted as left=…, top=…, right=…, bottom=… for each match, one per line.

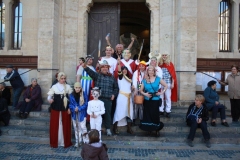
left=87, top=87, right=105, bottom=142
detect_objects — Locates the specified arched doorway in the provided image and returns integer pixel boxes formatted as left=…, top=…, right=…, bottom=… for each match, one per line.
left=87, top=2, right=150, bottom=65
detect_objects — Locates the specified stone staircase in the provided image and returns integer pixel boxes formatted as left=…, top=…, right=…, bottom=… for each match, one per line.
left=1, top=104, right=240, bottom=144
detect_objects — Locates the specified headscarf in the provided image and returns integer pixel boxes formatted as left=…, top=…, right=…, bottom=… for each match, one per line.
left=74, top=82, right=84, bottom=106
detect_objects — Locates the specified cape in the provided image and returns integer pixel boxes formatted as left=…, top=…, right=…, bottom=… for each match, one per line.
left=159, top=62, right=178, bottom=102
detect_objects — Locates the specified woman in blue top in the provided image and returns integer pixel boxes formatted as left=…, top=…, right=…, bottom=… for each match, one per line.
left=203, top=80, right=229, bottom=127
left=139, top=66, right=168, bottom=136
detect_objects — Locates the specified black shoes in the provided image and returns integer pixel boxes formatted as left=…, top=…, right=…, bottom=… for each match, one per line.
left=159, top=112, right=164, bottom=116
left=211, top=121, right=216, bottom=126
left=221, top=122, right=229, bottom=127
left=186, top=139, right=193, bottom=147
left=166, top=113, right=171, bottom=118
left=205, top=139, right=211, bottom=148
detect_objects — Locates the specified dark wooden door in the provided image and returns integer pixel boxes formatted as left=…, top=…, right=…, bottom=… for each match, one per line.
left=87, top=3, right=120, bottom=66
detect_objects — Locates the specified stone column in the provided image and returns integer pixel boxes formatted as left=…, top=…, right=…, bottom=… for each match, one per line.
left=159, top=0, right=175, bottom=58
left=232, top=0, right=240, bottom=54
left=175, top=0, right=198, bottom=102
left=146, top=0, right=160, bottom=52
left=37, top=0, right=60, bottom=101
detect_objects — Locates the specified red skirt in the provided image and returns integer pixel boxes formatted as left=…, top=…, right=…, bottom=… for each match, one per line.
left=50, top=109, right=72, bottom=148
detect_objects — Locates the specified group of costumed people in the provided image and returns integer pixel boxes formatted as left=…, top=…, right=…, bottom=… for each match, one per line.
left=47, top=37, right=178, bottom=151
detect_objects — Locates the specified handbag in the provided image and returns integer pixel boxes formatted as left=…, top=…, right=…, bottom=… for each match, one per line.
left=134, top=93, right=144, bottom=105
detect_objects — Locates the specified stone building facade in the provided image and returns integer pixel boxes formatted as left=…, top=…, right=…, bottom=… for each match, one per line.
left=0, top=0, right=240, bottom=104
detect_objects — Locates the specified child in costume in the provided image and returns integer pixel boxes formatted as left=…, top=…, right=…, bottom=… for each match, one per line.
left=87, top=87, right=105, bottom=142
left=69, top=82, right=88, bottom=147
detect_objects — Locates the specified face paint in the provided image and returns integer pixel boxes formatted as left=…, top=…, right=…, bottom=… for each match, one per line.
left=92, top=90, right=100, bottom=99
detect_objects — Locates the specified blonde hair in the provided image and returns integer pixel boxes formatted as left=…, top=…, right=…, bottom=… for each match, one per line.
left=195, top=94, right=205, bottom=103
left=146, top=65, right=156, bottom=79
left=57, top=72, right=66, bottom=81
left=159, top=54, right=171, bottom=65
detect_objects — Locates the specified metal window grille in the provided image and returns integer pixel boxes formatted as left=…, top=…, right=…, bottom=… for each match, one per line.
left=218, top=0, right=231, bottom=52
left=0, top=0, right=5, bottom=49
left=12, top=1, right=22, bottom=49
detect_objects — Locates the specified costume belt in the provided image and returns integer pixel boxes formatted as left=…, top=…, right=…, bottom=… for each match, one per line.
left=81, top=76, right=92, bottom=80
left=119, top=90, right=131, bottom=117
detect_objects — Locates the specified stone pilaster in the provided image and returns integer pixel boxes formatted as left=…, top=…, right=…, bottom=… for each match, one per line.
left=159, top=0, right=175, bottom=58
left=146, top=0, right=160, bottom=52
left=175, top=0, right=198, bottom=101
left=37, top=0, right=59, bottom=101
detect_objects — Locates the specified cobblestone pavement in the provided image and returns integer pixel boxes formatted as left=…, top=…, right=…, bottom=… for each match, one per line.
left=0, top=135, right=240, bottom=160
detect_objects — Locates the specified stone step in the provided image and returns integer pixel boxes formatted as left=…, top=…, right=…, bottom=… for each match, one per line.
left=1, top=125, right=239, bottom=144
left=8, top=113, right=234, bottom=127
left=2, top=121, right=240, bottom=136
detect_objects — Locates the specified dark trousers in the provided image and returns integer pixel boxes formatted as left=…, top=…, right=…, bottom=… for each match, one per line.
left=230, top=99, right=240, bottom=121
left=99, top=98, right=112, bottom=129
left=20, top=100, right=35, bottom=113
left=211, top=104, right=226, bottom=120
left=12, top=87, right=24, bottom=108
left=187, top=119, right=210, bottom=141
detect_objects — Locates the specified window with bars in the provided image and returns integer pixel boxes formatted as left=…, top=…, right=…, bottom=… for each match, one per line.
left=0, top=0, right=5, bottom=49
left=218, top=0, right=231, bottom=52
left=12, top=0, right=22, bottom=49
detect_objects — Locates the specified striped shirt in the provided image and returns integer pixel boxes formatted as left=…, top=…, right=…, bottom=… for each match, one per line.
left=162, top=68, right=172, bottom=84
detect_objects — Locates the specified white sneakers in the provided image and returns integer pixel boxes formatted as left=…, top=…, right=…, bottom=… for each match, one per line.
left=106, top=129, right=112, bottom=136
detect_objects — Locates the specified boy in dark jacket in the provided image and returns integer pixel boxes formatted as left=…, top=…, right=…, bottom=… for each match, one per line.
left=81, top=129, right=109, bottom=160
left=186, top=94, right=211, bottom=148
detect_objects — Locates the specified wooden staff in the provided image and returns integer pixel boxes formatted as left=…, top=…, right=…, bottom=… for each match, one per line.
left=138, top=39, right=144, bottom=60
left=98, top=39, right=101, bottom=58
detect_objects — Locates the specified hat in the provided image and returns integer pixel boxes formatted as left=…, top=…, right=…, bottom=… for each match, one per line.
left=148, top=51, right=161, bottom=60
left=6, top=65, right=13, bottom=68
left=74, top=82, right=81, bottom=88
left=99, top=60, right=110, bottom=67
left=139, top=61, right=147, bottom=66
left=86, top=55, right=94, bottom=59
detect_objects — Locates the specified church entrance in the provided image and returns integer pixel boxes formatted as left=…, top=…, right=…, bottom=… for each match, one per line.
left=87, top=2, right=150, bottom=65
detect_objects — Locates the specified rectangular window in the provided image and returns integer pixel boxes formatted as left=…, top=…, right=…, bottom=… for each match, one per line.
left=0, top=1, right=5, bottom=49
left=196, top=72, right=222, bottom=92
left=12, top=1, right=22, bottom=49
left=218, top=0, right=231, bottom=52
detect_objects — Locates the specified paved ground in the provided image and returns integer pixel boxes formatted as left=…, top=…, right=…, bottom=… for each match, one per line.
left=0, top=135, right=239, bottom=160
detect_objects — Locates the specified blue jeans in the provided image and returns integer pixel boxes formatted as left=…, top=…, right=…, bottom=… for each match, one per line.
left=12, top=87, right=24, bottom=108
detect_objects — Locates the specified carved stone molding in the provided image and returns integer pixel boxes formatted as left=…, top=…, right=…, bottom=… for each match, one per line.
left=146, top=0, right=159, bottom=11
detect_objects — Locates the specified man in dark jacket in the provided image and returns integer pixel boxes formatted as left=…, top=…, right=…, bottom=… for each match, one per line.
left=0, top=82, right=11, bottom=105
left=18, top=78, right=43, bottom=119
left=4, top=65, right=24, bottom=109
left=186, top=94, right=211, bottom=148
